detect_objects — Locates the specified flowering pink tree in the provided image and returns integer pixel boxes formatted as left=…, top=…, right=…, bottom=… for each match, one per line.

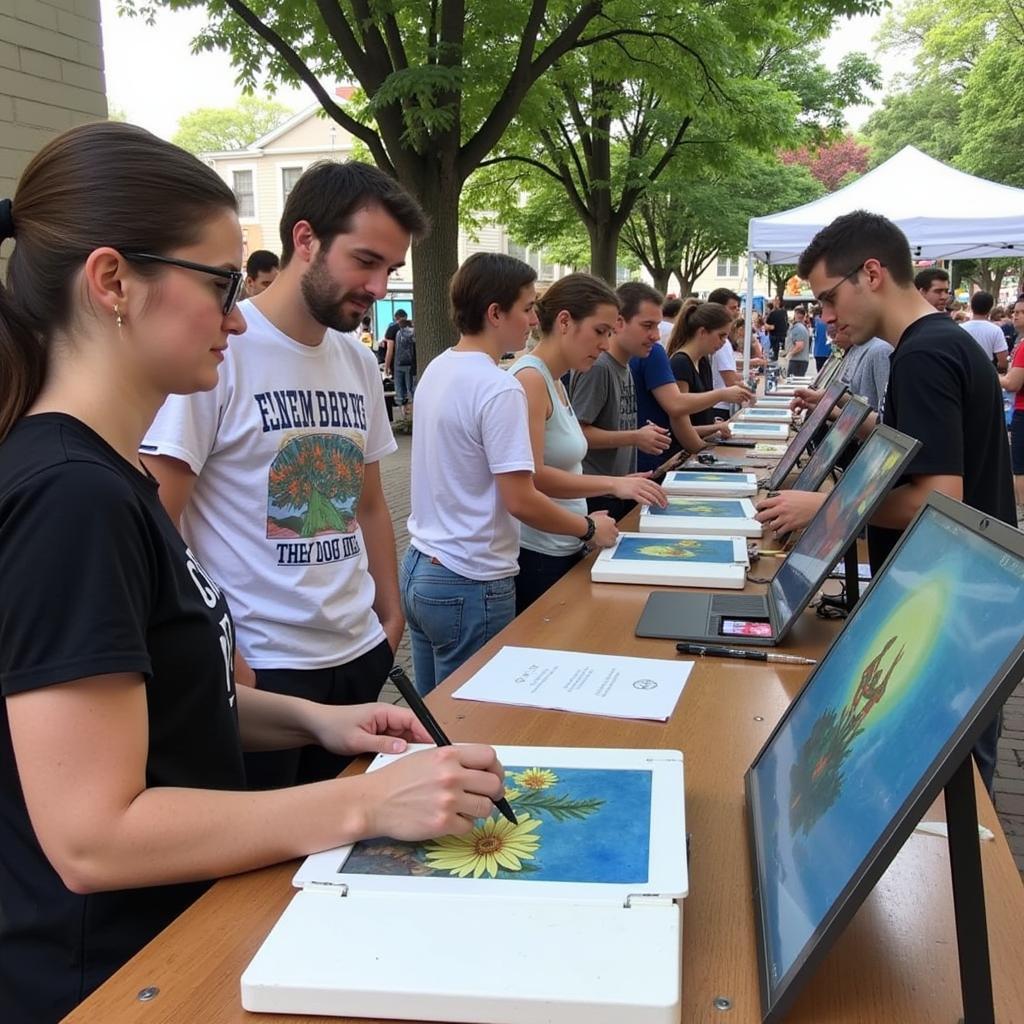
left=780, top=137, right=871, bottom=192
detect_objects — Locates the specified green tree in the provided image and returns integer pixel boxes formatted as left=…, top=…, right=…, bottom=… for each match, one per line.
left=861, top=77, right=961, bottom=166
left=171, top=95, right=294, bottom=154
left=621, top=158, right=823, bottom=295
left=123, top=0, right=689, bottom=364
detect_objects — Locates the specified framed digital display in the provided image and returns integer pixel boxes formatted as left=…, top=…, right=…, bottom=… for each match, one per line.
left=790, top=396, right=871, bottom=493
left=765, top=380, right=849, bottom=491
left=746, top=493, right=1024, bottom=1023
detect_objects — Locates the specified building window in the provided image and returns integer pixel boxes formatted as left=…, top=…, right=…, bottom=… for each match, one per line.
left=716, top=255, right=741, bottom=277
left=281, top=166, right=303, bottom=205
left=232, top=169, right=255, bottom=219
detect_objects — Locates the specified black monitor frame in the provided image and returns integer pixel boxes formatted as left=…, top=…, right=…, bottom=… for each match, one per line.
left=765, top=380, right=849, bottom=491
left=790, top=396, right=871, bottom=493
left=746, top=492, right=1024, bottom=1023
left=811, top=354, right=844, bottom=390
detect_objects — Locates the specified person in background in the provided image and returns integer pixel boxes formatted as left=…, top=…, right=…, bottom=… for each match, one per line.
left=402, top=254, right=618, bottom=695
left=392, top=317, right=417, bottom=432
left=569, top=286, right=673, bottom=521
left=706, top=287, right=744, bottom=418
left=658, top=296, right=682, bottom=347
left=961, top=291, right=1008, bottom=372
left=510, top=274, right=666, bottom=611
left=143, top=160, right=417, bottom=791
left=783, top=305, right=810, bottom=376
left=811, top=303, right=831, bottom=370
left=666, top=301, right=755, bottom=439
left=629, top=286, right=752, bottom=476
left=383, top=307, right=408, bottom=376
left=766, top=294, right=789, bottom=360
left=998, top=295, right=1024, bottom=524
left=0, top=121, right=505, bottom=1024
left=244, top=249, right=279, bottom=295
left=359, top=315, right=374, bottom=348
left=914, top=266, right=951, bottom=314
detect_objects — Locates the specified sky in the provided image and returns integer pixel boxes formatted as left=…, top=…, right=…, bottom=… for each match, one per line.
left=99, top=0, right=889, bottom=141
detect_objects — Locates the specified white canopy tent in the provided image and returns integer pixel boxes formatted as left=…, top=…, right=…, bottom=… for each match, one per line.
left=741, top=145, right=1024, bottom=369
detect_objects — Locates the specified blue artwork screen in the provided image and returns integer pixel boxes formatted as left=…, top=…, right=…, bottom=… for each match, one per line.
left=612, top=537, right=738, bottom=564
left=792, top=399, right=867, bottom=491
left=770, top=432, right=911, bottom=627
left=750, top=507, right=1024, bottom=997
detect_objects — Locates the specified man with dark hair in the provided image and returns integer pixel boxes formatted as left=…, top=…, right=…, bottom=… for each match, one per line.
left=383, top=308, right=408, bottom=378
left=245, top=249, right=280, bottom=295
left=142, top=160, right=428, bottom=789
left=659, top=296, right=683, bottom=347
left=783, top=305, right=810, bottom=376
left=962, top=290, right=1009, bottom=372
left=756, top=210, right=1013, bottom=792
left=766, top=294, right=789, bottom=360
left=570, top=281, right=672, bottom=520
left=914, top=267, right=951, bottom=313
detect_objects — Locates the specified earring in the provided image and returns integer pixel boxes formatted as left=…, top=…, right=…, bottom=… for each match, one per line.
left=114, top=304, right=124, bottom=329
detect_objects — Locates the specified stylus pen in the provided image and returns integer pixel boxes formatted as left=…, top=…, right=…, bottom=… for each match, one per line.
left=675, top=643, right=816, bottom=666
left=387, top=666, right=519, bottom=825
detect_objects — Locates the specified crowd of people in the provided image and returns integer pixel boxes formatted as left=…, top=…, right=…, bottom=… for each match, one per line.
left=0, top=122, right=1020, bottom=1022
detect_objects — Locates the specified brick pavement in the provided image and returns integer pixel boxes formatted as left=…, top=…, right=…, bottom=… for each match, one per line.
left=375, top=432, right=1024, bottom=876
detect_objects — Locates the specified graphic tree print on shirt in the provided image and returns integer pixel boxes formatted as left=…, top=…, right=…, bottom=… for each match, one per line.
left=267, top=433, right=364, bottom=538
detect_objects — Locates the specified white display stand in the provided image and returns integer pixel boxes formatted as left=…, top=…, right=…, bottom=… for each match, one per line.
left=592, top=533, right=748, bottom=588
left=729, top=421, right=790, bottom=440
left=754, top=396, right=793, bottom=407
left=735, top=408, right=792, bottom=423
left=639, top=497, right=762, bottom=537
left=662, top=470, right=758, bottom=497
left=241, top=746, right=687, bottom=1024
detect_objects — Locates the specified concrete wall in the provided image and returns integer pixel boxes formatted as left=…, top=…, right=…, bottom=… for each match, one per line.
left=0, top=0, right=107, bottom=265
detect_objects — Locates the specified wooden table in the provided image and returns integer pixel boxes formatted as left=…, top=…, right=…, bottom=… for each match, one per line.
left=64, top=511, right=1024, bottom=1024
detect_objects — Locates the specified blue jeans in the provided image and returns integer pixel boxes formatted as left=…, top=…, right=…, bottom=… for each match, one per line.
left=400, top=546, right=516, bottom=696
left=395, top=366, right=416, bottom=407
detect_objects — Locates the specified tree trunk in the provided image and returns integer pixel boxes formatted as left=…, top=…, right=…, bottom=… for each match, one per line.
left=406, top=171, right=462, bottom=367
left=675, top=272, right=693, bottom=295
left=651, top=268, right=671, bottom=294
left=588, top=217, right=620, bottom=285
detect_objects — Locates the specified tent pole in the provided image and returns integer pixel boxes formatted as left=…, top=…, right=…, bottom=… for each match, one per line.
left=743, top=250, right=755, bottom=376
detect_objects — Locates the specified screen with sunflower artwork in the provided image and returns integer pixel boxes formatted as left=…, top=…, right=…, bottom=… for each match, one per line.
left=746, top=497, right=1024, bottom=1023
left=340, top=766, right=653, bottom=883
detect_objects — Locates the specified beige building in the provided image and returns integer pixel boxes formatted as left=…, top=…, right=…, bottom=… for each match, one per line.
left=204, top=99, right=567, bottom=321
left=0, top=0, right=107, bottom=267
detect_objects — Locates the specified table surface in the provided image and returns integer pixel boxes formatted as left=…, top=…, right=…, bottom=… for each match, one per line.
left=64, top=456, right=1024, bottom=1024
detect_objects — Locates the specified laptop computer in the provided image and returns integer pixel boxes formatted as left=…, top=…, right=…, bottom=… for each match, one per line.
left=789, top=396, right=871, bottom=492
left=811, top=354, right=844, bottom=390
left=635, top=425, right=921, bottom=647
left=763, top=380, right=849, bottom=491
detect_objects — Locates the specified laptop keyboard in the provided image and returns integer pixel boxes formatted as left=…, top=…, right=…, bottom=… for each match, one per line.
left=710, top=595, right=769, bottom=617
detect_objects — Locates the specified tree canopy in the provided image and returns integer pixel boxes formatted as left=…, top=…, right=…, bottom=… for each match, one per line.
left=171, top=95, right=294, bottom=154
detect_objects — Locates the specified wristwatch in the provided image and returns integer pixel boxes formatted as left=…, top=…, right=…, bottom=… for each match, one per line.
left=578, top=515, right=596, bottom=542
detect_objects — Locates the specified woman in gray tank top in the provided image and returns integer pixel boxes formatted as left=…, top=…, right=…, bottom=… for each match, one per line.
left=510, top=274, right=667, bottom=612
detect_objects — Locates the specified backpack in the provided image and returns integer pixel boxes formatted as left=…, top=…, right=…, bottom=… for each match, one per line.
left=395, top=324, right=416, bottom=370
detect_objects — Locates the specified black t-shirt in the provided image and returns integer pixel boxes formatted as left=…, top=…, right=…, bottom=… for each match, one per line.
left=766, top=308, right=790, bottom=343
left=867, top=314, right=1016, bottom=570
left=0, top=415, right=245, bottom=1023
left=669, top=350, right=715, bottom=426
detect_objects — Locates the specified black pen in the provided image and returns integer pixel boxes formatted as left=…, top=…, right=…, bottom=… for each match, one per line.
left=387, top=665, right=518, bottom=825
left=675, top=642, right=816, bottom=666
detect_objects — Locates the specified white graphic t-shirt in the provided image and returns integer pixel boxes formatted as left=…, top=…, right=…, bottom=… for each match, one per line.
left=143, top=300, right=397, bottom=669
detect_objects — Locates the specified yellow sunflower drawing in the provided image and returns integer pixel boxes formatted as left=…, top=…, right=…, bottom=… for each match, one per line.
left=424, top=814, right=542, bottom=878
left=513, top=767, right=559, bottom=790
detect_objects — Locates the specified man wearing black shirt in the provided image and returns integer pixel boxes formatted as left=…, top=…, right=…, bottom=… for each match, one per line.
left=765, top=295, right=789, bottom=360
left=755, top=210, right=1014, bottom=791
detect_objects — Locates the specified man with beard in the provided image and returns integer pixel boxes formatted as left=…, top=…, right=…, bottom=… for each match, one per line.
left=141, top=161, right=427, bottom=788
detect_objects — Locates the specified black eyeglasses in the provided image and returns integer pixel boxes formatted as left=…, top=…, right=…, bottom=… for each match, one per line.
left=121, top=252, right=244, bottom=315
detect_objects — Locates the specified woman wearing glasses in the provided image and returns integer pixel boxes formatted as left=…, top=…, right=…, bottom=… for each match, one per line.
left=0, top=122, right=504, bottom=1024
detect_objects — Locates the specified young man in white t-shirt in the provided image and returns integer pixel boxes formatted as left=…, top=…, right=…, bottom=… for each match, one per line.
left=142, top=161, right=427, bottom=788
left=403, top=253, right=617, bottom=695
left=960, top=290, right=1009, bottom=372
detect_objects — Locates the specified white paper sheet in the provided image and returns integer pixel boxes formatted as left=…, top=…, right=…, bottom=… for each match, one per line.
left=451, top=646, right=691, bottom=721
